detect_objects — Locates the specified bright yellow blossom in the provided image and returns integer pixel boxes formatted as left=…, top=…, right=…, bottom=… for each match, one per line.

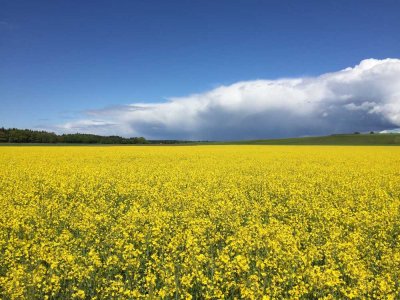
left=0, top=145, right=399, bottom=299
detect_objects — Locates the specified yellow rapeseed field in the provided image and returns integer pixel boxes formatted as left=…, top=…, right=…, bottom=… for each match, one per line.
left=1, top=145, right=399, bottom=299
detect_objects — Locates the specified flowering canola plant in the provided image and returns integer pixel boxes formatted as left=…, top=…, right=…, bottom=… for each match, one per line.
left=0, top=145, right=399, bottom=299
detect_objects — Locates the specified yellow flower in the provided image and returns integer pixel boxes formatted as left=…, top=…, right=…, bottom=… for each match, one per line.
left=1, top=145, right=399, bottom=299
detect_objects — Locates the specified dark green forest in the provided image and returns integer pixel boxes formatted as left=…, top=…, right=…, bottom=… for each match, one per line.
left=0, top=128, right=148, bottom=144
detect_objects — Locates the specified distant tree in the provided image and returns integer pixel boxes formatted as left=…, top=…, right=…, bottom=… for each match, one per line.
left=0, top=128, right=148, bottom=144
left=354, top=132, right=360, bottom=134
left=370, top=131, right=374, bottom=134
left=0, top=127, right=7, bottom=142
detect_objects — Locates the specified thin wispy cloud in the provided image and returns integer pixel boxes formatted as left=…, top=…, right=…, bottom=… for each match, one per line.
left=51, top=58, right=400, bottom=140
left=0, top=20, right=16, bottom=30
left=84, top=105, right=152, bottom=116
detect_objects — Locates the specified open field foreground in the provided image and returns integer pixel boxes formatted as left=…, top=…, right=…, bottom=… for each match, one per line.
left=1, top=146, right=400, bottom=299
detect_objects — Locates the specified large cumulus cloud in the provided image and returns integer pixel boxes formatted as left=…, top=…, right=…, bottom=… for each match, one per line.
left=56, top=58, right=400, bottom=140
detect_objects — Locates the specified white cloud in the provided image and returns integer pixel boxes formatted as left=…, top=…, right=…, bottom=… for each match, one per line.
left=53, top=58, right=400, bottom=140
left=380, top=128, right=400, bottom=133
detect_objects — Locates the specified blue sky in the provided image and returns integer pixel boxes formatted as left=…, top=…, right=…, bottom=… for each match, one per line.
left=1, top=0, right=400, bottom=139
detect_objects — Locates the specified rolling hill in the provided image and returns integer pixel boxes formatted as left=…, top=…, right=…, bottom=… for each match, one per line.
left=223, top=133, right=400, bottom=145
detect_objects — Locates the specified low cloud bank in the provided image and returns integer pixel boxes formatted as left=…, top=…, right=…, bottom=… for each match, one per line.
left=55, top=58, right=400, bottom=140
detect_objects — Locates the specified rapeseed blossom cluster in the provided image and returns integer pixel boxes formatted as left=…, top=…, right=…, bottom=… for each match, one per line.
left=0, top=146, right=399, bottom=299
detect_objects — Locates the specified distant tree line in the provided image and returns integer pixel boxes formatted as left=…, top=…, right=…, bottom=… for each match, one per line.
left=0, top=128, right=148, bottom=144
